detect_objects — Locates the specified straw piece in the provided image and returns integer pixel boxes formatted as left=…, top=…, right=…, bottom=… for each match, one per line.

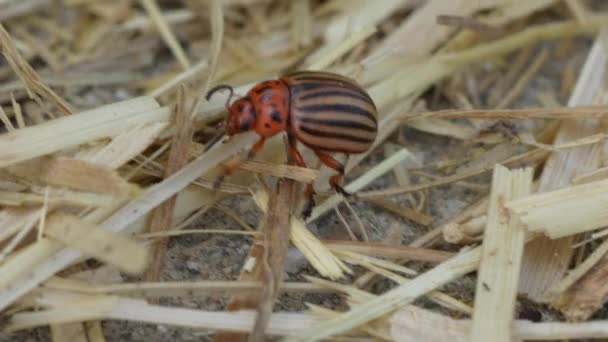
left=495, top=47, right=550, bottom=109
left=308, top=0, right=407, bottom=64
left=291, top=0, right=311, bottom=48
left=9, top=291, right=316, bottom=335
left=285, top=246, right=482, bottom=341
left=572, top=165, right=608, bottom=184
left=0, top=96, right=164, bottom=168
left=0, top=23, right=74, bottom=115
left=44, top=278, right=330, bottom=298
left=149, top=60, right=208, bottom=98
left=549, top=241, right=608, bottom=320
left=251, top=179, right=297, bottom=341
left=363, top=197, right=433, bottom=226
left=236, top=160, right=320, bottom=183
left=307, top=148, right=412, bottom=222
left=443, top=215, right=486, bottom=244
left=145, top=87, right=193, bottom=283
left=470, top=165, right=533, bottom=342
left=390, top=306, right=469, bottom=342
left=322, top=240, right=454, bottom=263
left=0, top=0, right=51, bottom=20
left=198, top=0, right=224, bottom=105
left=508, top=178, right=608, bottom=239
left=139, top=0, right=191, bottom=70
left=368, top=15, right=608, bottom=109
left=392, top=305, right=608, bottom=341
left=359, top=148, right=548, bottom=198
left=0, top=104, right=14, bottom=131
left=407, top=117, right=479, bottom=140
left=306, top=25, right=376, bottom=70
left=368, top=0, right=511, bottom=61
left=6, top=156, right=138, bottom=196
left=44, top=213, right=148, bottom=275
left=417, top=105, right=608, bottom=120
left=565, top=0, right=590, bottom=24
left=0, top=189, right=117, bottom=208
left=0, top=130, right=259, bottom=312
left=519, top=28, right=608, bottom=301
left=290, top=217, right=351, bottom=280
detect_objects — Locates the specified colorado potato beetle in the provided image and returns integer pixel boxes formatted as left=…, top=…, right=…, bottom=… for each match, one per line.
left=207, top=70, right=378, bottom=216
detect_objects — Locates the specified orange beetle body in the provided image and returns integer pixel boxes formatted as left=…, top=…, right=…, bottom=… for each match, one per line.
left=208, top=71, right=378, bottom=216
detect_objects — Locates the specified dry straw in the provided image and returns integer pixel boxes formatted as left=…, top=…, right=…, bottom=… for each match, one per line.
left=3, top=0, right=608, bottom=341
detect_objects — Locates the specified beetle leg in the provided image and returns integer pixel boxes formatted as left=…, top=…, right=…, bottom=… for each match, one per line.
left=213, top=137, right=266, bottom=190
left=313, top=150, right=351, bottom=197
left=288, top=135, right=316, bottom=218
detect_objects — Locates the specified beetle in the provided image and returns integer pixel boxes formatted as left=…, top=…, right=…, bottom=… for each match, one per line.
left=206, top=70, right=378, bottom=217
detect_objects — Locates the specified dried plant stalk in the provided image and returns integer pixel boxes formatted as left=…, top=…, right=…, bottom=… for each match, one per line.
left=391, top=305, right=608, bottom=341
left=285, top=244, right=482, bottom=340
left=139, top=0, right=191, bottom=70
left=364, top=197, right=432, bottom=226
left=322, top=240, right=453, bottom=264
left=6, top=156, right=138, bottom=196
left=8, top=290, right=316, bottom=335
left=44, top=213, right=148, bottom=275
left=307, top=148, right=412, bottom=222
left=0, top=130, right=259, bottom=312
left=236, top=160, right=319, bottom=183
left=470, top=165, right=533, bottom=342
left=0, top=96, right=165, bottom=167
left=508, top=178, right=608, bottom=239
left=44, top=278, right=329, bottom=298
left=419, top=105, right=608, bottom=120
left=518, top=28, right=608, bottom=301
left=145, top=88, right=193, bottom=283
left=390, top=306, right=469, bottom=342
left=0, top=23, right=74, bottom=115
left=251, top=178, right=297, bottom=341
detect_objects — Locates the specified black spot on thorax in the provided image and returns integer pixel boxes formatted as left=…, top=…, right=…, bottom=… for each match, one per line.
left=270, top=111, right=282, bottom=123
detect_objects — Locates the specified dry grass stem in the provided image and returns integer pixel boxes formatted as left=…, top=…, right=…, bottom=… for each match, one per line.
left=470, top=165, right=533, bottom=342
left=251, top=179, right=297, bottom=341
left=3, top=1, right=608, bottom=340
left=145, top=87, right=194, bottom=283
left=0, top=23, right=74, bottom=115
left=139, top=0, right=191, bottom=70
left=323, top=240, right=453, bottom=264
left=519, top=28, right=608, bottom=301
left=508, top=178, right=608, bottom=239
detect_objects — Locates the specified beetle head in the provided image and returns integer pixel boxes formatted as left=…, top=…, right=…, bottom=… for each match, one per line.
left=206, top=84, right=257, bottom=138
left=226, top=97, right=256, bottom=136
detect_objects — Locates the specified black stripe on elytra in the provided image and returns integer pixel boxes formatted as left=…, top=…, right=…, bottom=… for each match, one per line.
left=299, top=125, right=375, bottom=143
left=296, top=103, right=377, bottom=123
left=299, top=89, right=371, bottom=103
left=255, top=86, right=273, bottom=94
left=292, top=77, right=358, bottom=89
left=294, top=81, right=373, bottom=104
left=298, top=117, right=376, bottom=132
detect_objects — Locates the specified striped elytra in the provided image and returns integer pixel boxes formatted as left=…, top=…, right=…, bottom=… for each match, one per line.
left=284, top=71, right=377, bottom=154
left=206, top=70, right=378, bottom=217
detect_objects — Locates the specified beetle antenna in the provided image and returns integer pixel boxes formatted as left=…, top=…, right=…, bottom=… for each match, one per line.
left=206, top=84, right=234, bottom=112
